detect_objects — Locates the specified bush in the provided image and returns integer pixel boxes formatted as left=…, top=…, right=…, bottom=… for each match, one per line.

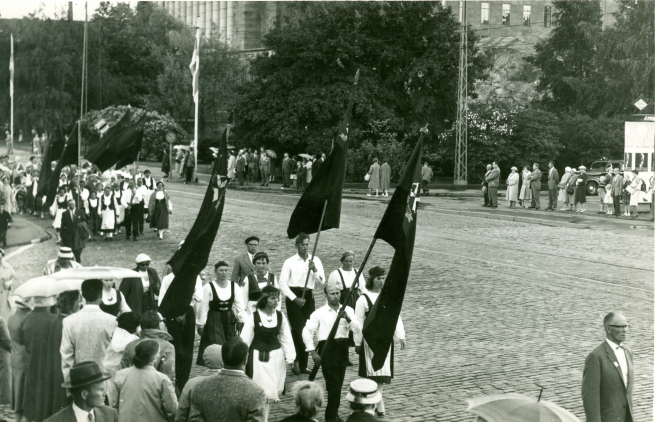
left=351, top=120, right=412, bottom=182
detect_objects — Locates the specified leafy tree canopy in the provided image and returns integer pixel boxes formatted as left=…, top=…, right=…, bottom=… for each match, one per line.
left=234, top=1, right=489, bottom=156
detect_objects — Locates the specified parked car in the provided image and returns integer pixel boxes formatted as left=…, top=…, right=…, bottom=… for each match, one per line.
left=586, top=159, right=624, bottom=195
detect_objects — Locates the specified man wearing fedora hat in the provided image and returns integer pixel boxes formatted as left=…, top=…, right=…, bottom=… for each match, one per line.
left=345, top=379, right=382, bottom=422
left=45, top=361, right=117, bottom=422
left=43, top=247, right=82, bottom=276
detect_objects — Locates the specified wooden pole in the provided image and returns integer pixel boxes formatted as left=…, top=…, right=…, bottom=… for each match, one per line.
left=169, top=142, right=173, bottom=179
left=308, top=237, right=378, bottom=381
left=77, top=2, right=87, bottom=209
left=301, top=199, right=328, bottom=299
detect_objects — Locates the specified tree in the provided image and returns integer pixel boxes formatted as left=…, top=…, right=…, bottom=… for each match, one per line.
left=557, top=114, right=623, bottom=166
left=234, top=1, right=489, bottom=155
left=528, top=0, right=603, bottom=115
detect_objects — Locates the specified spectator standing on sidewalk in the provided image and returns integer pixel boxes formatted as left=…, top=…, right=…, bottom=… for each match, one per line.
left=575, top=166, right=588, bottom=213
left=506, top=167, right=519, bottom=208
left=529, top=163, right=542, bottom=210
left=519, top=165, right=531, bottom=208
left=547, top=161, right=559, bottom=211
left=482, top=164, right=492, bottom=206
left=558, top=167, right=572, bottom=210
left=367, top=159, right=380, bottom=197
left=259, top=151, right=270, bottom=187
left=380, top=161, right=391, bottom=197
left=485, top=162, right=500, bottom=208
left=282, top=153, right=294, bottom=188
left=421, top=162, right=433, bottom=196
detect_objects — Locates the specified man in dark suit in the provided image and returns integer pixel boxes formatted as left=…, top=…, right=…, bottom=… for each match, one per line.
left=45, top=361, right=117, bottom=422
left=485, top=162, right=500, bottom=208
left=189, top=337, right=266, bottom=422
left=282, top=153, right=294, bottom=188
left=60, top=198, right=86, bottom=264
left=231, top=236, right=258, bottom=306
left=529, top=163, right=543, bottom=209
left=547, top=161, right=560, bottom=211
left=481, top=164, right=492, bottom=206
left=582, top=311, right=634, bottom=422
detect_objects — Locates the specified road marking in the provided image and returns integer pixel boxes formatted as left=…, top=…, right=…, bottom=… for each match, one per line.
left=5, top=244, right=34, bottom=260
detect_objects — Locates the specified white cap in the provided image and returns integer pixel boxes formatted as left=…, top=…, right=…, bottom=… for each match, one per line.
left=135, top=254, right=151, bottom=264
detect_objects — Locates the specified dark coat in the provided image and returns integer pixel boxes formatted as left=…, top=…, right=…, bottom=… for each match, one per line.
left=119, top=267, right=161, bottom=314
left=60, top=208, right=87, bottom=251
left=44, top=404, right=118, bottom=422
left=312, top=158, right=323, bottom=177
left=582, top=341, right=634, bottom=422
left=278, top=413, right=318, bottom=422
left=345, top=411, right=379, bottom=422
left=282, top=158, right=295, bottom=174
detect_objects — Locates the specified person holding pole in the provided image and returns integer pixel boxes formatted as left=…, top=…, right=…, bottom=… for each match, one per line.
left=303, top=282, right=358, bottom=422
left=279, top=232, right=325, bottom=375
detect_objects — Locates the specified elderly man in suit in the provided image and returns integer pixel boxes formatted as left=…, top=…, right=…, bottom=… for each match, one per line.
left=60, top=198, right=87, bottom=264
left=485, top=162, right=501, bottom=208
left=481, top=164, right=492, bottom=206
left=189, top=337, right=266, bottom=422
left=236, top=151, right=247, bottom=186
left=529, top=163, right=543, bottom=210
left=282, top=153, right=294, bottom=188
left=582, top=311, right=634, bottom=422
left=45, top=361, right=117, bottom=422
left=547, top=161, right=560, bottom=211
left=61, top=279, right=117, bottom=383
left=232, top=236, right=258, bottom=306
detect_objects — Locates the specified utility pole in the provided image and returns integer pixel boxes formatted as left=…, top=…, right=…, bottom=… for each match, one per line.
left=454, top=0, right=468, bottom=185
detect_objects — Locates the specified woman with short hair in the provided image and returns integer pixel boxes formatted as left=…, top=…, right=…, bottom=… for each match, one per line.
left=367, top=158, right=381, bottom=197
left=557, top=167, right=572, bottom=211
left=108, top=339, right=178, bottom=422
left=506, top=167, right=519, bottom=208
left=245, top=252, right=279, bottom=314
left=278, top=381, right=324, bottom=422
left=519, top=166, right=531, bottom=208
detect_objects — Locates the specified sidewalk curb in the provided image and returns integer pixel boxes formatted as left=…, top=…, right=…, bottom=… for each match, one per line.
left=6, top=217, right=53, bottom=249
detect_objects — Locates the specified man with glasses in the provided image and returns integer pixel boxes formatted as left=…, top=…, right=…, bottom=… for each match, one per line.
left=231, top=236, right=259, bottom=306
left=120, top=253, right=161, bottom=314
left=582, top=311, right=634, bottom=422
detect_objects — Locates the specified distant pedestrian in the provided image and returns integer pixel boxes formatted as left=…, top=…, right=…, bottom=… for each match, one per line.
left=60, top=198, right=87, bottom=264
left=236, top=150, right=247, bottom=186
left=380, top=161, right=391, bottom=197
left=227, top=150, right=237, bottom=183
left=547, top=161, right=559, bottom=211
left=506, top=167, right=519, bottom=208
left=519, top=165, right=531, bottom=208
left=278, top=381, right=324, bottom=422
left=610, top=168, right=623, bottom=217
left=305, top=157, right=313, bottom=185
left=628, top=170, right=642, bottom=218
left=148, top=181, right=172, bottom=240
left=581, top=311, right=633, bottom=422
left=259, top=152, right=270, bottom=187
left=367, top=159, right=381, bottom=197
left=575, top=166, right=588, bottom=213
left=421, top=162, right=433, bottom=196
left=529, top=163, right=542, bottom=210
left=175, top=149, right=184, bottom=175
left=282, top=153, right=294, bottom=188
left=485, top=162, right=500, bottom=208
left=558, top=167, right=572, bottom=210
left=567, top=168, right=578, bottom=211
left=184, top=147, right=195, bottom=183
left=482, top=164, right=492, bottom=206
left=161, top=148, right=170, bottom=178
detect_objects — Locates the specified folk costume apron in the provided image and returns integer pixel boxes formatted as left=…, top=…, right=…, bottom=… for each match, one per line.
left=196, top=281, right=237, bottom=366
left=246, top=311, right=286, bottom=402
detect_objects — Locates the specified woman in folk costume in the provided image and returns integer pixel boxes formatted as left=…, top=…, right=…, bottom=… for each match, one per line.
left=84, top=189, right=101, bottom=240
left=505, top=167, right=520, bottom=208
left=148, top=181, right=172, bottom=240
left=0, top=176, right=16, bottom=215
left=519, top=166, right=531, bottom=208
left=241, top=286, right=295, bottom=419
left=50, top=186, right=70, bottom=243
left=112, top=182, right=125, bottom=235
left=99, top=185, right=119, bottom=240
left=557, top=167, right=572, bottom=211
left=196, top=260, right=247, bottom=367
left=354, top=266, right=406, bottom=418
left=99, top=278, right=131, bottom=317
left=245, top=252, right=280, bottom=314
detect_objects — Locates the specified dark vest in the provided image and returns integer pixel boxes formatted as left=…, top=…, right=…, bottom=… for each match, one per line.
left=247, top=273, right=275, bottom=302
left=99, top=289, right=123, bottom=316
left=208, top=281, right=235, bottom=312
left=251, top=310, right=282, bottom=352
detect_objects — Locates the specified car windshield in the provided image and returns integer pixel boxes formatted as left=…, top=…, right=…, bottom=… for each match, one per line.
left=590, top=162, right=606, bottom=170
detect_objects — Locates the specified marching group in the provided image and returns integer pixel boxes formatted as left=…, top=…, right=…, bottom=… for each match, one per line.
left=0, top=230, right=405, bottom=422
left=483, top=161, right=653, bottom=217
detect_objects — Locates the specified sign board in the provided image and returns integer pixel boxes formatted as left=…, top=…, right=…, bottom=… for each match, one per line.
left=165, top=132, right=177, bottom=144
left=624, top=121, right=655, bottom=204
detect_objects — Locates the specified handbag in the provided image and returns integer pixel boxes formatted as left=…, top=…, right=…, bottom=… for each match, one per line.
left=567, top=186, right=574, bottom=195
left=364, top=173, right=371, bottom=182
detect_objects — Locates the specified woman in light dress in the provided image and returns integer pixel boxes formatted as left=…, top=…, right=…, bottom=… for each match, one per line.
left=505, top=167, right=519, bottom=208
left=367, top=158, right=381, bottom=197
left=519, top=166, right=531, bottom=208
left=628, top=169, right=643, bottom=218
left=148, top=181, right=172, bottom=240
left=567, top=168, right=578, bottom=211
left=354, top=266, right=406, bottom=418
left=557, top=167, right=572, bottom=210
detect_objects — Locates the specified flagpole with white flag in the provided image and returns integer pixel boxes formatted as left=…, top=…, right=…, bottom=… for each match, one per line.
left=9, top=33, right=14, bottom=155
left=190, top=26, right=200, bottom=182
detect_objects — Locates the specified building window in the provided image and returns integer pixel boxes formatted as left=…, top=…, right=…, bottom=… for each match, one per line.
left=523, top=5, right=531, bottom=26
left=481, top=2, right=489, bottom=24
left=544, top=6, right=552, bottom=27
left=502, top=4, right=510, bottom=26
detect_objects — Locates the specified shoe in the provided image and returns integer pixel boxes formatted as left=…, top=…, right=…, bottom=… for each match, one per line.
left=375, top=411, right=385, bottom=417
left=347, top=360, right=354, bottom=366
left=491, top=205, right=498, bottom=208
left=300, top=368, right=311, bottom=374
left=133, top=237, right=137, bottom=241
left=597, top=211, right=604, bottom=214
left=291, top=366, right=300, bottom=375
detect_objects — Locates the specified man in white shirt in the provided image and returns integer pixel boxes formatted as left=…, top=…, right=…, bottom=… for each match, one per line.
left=122, top=181, right=144, bottom=241
left=582, top=311, right=634, bottom=422
left=158, top=270, right=204, bottom=392
left=279, top=232, right=325, bottom=375
left=303, top=282, right=357, bottom=422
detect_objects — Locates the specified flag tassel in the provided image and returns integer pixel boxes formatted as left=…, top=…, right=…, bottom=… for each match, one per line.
left=308, top=237, right=378, bottom=381
left=301, top=199, right=329, bottom=299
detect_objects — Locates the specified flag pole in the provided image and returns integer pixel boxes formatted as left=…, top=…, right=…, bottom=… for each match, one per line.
left=77, top=2, right=88, bottom=209
left=9, top=33, right=14, bottom=156
left=308, top=237, right=378, bottom=381
left=301, top=199, right=328, bottom=299
left=193, top=25, right=199, bottom=184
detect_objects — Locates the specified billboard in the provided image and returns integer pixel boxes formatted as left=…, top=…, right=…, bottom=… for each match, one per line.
left=624, top=121, right=655, bottom=204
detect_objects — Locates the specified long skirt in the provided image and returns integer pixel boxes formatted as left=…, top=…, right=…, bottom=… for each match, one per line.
left=557, top=187, right=568, bottom=203
left=358, top=339, right=394, bottom=385
left=630, top=190, right=641, bottom=207
left=150, top=201, right=169, bottom=230
left=197, top=310, right=235, bottom=366
left=11, top=366, right=26, bottom=411
left=519, top=184, right=531, bottom=201
left=575, top=185, right=586, bottom=204
left=100, top=208, right=116, bottom=232
left=0, top=349, right=10, bottom=405
left=246, top=348, right=286, bottom=402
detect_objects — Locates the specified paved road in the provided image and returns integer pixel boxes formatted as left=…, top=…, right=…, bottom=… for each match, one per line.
left=1, top=184, right=652, bottom=422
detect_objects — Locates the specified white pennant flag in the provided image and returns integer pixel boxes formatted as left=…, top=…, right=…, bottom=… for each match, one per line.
left=189, top=28, right=200, bottom=103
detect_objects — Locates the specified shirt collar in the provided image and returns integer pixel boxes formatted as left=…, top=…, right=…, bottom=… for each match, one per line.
left=72, top=402, right=94, bottom=421
left=221, top=368, right=245, bottom=375
left=83, top=304, right=100, bottom=309
left=606, top=338, right=623, bottom=350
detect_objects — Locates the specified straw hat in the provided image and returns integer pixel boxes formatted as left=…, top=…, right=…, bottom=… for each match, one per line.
left=346, top=379, right=382, bottom=405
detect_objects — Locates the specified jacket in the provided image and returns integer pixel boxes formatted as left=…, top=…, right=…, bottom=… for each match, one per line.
left=108, top=365, right=177, bottom=422
left=611, top=174, right=624, bottom=194
left=582, top=341, right=634, bottom=422
left=44, top=404, right=118, bottom=422
left=485, top=168, right=500, bottom=187
left=7, top=306, right=30, bottom=369
left=547, top=167, right=560, bottom=189
left=189, top=370, right=266, bottom=422
left=60, top=208, right=87, bottom=251
left=119, top=267, right=161, bottom=314
left=529, top=169, right=542, bottom=189
left=119, top=328, right=176, bottom=385
left=282, top=158, right=294, bottom=173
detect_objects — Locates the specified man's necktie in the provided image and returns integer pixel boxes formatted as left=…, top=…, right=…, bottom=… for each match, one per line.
left=87, top=412, right=94, bottom=422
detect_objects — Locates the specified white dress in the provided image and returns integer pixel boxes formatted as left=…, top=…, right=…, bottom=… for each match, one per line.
left=50, top=193, right=70, bottom=229
left=354, top=291, right=405, bottom=384
left=99, top=194, right=117, bottom=231
left=629, top=178, right=642, bottom=206
left=240, top=310, right=295, bottom=402
left=113, top=189, right=125, bottom=224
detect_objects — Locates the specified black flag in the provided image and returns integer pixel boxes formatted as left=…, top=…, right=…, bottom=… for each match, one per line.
left=362, top=126, right=426, bottom=370
left=45, top=123, right=80, bottom=208
left=159, top=125, right=229, bottom=319
left=84, top=109, right=134, bottom=172
left=287, top=70, right=359, bottom=239
left=114, top=115, right=148, bottom=170
left=37, top=121, right=66, bottom=197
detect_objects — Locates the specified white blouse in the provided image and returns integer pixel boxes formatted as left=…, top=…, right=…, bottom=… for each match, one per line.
left=197, top=280, right=248, bottom=326
left=353, top=291, right=405, bottom=347
left=240, top=310, right=296, bottom=364
left=101, top=288, right=131, bottom=314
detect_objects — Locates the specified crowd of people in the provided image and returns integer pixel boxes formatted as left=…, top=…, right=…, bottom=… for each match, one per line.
left=0, top=230, right=406, bottom=422
left=482, top=161, right=654, bottom=217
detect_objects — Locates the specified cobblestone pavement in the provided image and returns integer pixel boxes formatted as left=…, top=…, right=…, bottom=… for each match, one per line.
left=1, top=185, right=652, bottom=422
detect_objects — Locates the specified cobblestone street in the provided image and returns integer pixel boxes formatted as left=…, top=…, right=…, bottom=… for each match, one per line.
left=1, top=185, right=652, bottom=422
